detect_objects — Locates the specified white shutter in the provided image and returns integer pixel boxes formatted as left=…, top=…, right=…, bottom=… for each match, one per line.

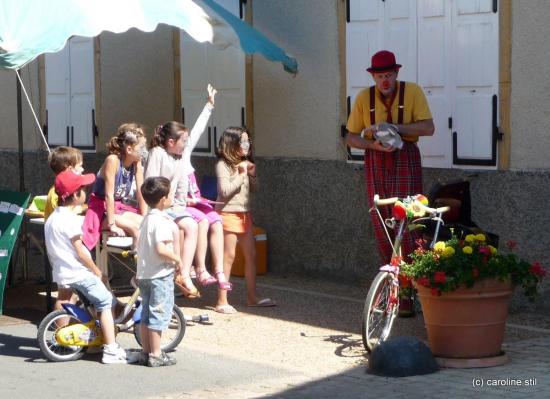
left=45, top=44, right=70, bottom=146
left=452, top=0, right=498, bottom=165
left=69, top=37, right=95, bottom=148
left=180, top=0, right=245, bottom=155
left=417, top=0, right=452, bottom=168
left=346, top=0, right=384, bottom=159
left=45, top=36, right=95, bottom=149
left=384, top=0, right=417, bottom=82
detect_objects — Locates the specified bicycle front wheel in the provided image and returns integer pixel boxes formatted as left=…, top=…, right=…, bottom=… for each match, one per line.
left=362, top=271, right=398, bottom=353
left=134, top=304, right=186, bottom=352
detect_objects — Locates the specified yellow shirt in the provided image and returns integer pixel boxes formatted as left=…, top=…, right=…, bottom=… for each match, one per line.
left=44, top=186, right=58, bottom=220
left=346, top=81, right=432, bottom=143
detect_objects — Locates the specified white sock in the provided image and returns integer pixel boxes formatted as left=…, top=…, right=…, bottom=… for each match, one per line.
left=104, top=343, right=119, bottom=351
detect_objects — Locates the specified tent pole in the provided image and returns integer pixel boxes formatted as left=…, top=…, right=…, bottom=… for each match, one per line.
left=16, top=71, right=25, bottom=192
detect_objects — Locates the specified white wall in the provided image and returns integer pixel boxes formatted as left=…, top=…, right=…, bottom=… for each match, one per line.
left=510, top=1, right=550, bottom=170
left=252, top=0, right=344, bottom=160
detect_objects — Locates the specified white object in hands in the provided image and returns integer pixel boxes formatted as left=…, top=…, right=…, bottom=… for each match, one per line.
left=373, top=123, right=403, bottom=150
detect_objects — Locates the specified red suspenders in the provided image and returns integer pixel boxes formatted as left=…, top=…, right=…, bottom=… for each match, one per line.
left=368, top=81, right=406, bottom=125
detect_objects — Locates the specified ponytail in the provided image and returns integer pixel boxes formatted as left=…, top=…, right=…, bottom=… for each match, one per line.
left=149, top=121, right=187, bottom=149
left=106, top=123, right=145, bottom=155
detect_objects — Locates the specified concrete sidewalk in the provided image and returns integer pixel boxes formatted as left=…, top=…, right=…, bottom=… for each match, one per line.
left=1, top=274, right=549, bottom=398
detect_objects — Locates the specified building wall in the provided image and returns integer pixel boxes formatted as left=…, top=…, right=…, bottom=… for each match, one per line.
left=510, top=1, right=550, bottom=170
left=252, top=0, right=345, bottom=160
left=97, top=25, right=176, bottom=145
left=0, top=63, right=41, bottom=150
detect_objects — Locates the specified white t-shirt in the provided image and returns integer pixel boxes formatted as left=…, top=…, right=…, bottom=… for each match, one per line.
left=137, top=209, right=177, bottom=279
left=45, top=206, right=93, bottom=285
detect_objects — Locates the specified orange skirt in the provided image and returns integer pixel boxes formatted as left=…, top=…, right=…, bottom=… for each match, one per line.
left=219, top=211, right=252, bottom=234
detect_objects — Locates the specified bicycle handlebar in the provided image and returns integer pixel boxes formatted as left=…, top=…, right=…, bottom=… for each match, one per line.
left=373, top=194, right=450, bottom=215
left=373, top=195, right=398, bottom=206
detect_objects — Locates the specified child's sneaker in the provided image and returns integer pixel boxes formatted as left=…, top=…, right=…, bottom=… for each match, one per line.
left=137, top=351, right=149, bottom=366
left=101, top=344, right=139, bottom=364
left=147, top=351, right=177, bottom=367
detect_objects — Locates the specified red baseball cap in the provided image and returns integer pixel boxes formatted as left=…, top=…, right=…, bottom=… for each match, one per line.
left=54, top=170, right=95, bottom=200
left=367, top=50, right=402, bottom=73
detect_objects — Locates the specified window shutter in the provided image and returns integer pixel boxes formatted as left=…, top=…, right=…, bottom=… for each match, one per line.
left=45, top=45, right=70, bottom=146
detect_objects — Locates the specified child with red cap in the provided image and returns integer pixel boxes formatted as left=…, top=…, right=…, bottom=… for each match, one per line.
left=44, top=170, right=138, bottom=364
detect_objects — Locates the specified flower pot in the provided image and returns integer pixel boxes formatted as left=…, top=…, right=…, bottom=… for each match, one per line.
left=416, top=278, right=514, bottom=359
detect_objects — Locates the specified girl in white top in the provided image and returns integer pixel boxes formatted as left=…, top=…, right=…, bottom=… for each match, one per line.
left=145, top=102, right=215, bottom=298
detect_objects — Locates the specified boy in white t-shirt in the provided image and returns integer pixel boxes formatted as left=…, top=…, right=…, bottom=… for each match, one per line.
left=136, top=176, right=181, bottom=367
left=45, top=170, right=138, bottom=364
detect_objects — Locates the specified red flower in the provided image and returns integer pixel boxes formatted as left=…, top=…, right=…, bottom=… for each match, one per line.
left=390, top=256, right=402, bottom=266
left=431, top=288, right=441, bottom=296
left=415, top=238, right=427, bottom=248
left=398, top=274, right=411, bottom=288
left=529, top=262, right=547, bottom=278
left=433, top=271, right=446, bottom=283
left=416, top=277, right=430, bottom=287
left=472, top=268, right=479, bottom=278
left=393, top=203, right=407, bottom=220
left=478, top=246, right=491, bottom=255
left=506, top=240, right=517, bottom=251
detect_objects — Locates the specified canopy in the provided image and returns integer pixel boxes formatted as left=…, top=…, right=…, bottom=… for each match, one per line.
left=0, top=0, right=297, bottom=73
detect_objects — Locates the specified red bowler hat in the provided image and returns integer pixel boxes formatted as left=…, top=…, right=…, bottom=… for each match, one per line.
left=55, top=170, right=96, bottom=200
left=367, top=50, right=402, bottom=73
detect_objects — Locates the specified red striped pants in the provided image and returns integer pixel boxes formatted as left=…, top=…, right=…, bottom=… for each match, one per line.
left=364, top=142, right=423, bottom=265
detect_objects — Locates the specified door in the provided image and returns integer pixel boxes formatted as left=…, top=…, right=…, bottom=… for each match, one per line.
left=45, top=36, right=96, bottom=149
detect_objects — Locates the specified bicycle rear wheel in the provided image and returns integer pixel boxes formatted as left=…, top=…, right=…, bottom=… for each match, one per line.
left=37, top=310, right=87, bottom=362
left=134, top=304, right=186, bottom=352
left=362, top=271, right=398, bottom=353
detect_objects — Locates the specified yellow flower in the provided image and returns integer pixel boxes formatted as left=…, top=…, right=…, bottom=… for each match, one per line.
left=409, top=200, right=426, bottom=217
left=463, top=246, right=473, bottom=254
left=489, top=245, right=497, bottom=255
left=434, top=241, right=446, bottom=253
left=475, top=234, right=486, bottom=242
left=443, top=246, right=455, bottom=258
left=465, top=234, right=476, bottom=243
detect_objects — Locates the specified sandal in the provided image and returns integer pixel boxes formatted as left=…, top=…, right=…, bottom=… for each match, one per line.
left=214, top=304, right=237, bottom=314
left=196, top=269, right=217, bottom=286
left=215, top=272, right=233, bottom=291
left=248, top=298, right=276, bottom=307
left=174, top=275, right=201, bottom=298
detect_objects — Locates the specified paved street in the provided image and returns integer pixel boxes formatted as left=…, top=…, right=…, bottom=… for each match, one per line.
left=1, top=274, right=549, bottom=398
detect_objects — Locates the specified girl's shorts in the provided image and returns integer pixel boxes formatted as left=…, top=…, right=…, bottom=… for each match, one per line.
left=187, top=202, right=222, bottom=225
left=220, top=211, right=252, bottom=234
left=165, top=206, right=193, bottom=221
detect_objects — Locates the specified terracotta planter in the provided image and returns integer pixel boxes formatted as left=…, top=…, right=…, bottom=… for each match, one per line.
left=416, top=278, right=514, bottom=359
